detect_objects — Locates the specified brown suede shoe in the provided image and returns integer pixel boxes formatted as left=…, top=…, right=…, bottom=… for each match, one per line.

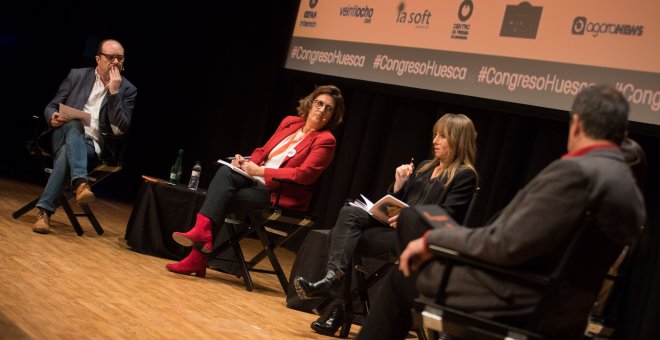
left=33, top=210, right=50, bottom=234
left=75, top=183, right=95, bottom=204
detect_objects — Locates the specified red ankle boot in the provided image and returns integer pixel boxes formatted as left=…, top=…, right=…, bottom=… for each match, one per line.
left=173, top=213, right=212, bottom=252
left=165, top=248, right=207, bottom=278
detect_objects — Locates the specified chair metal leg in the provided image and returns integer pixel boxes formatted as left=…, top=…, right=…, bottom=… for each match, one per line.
left=247, top=225, right=303, bottom=266
left=12, top=197, right=39, bottom=219
left=79, top=203, right=104, bottom=235
left=349, top=259, right=394, bottom=316
left=61, top=199, right=84, bottom=236
left=411, top=307, right=432, bottom=340
left=255, top=225, right=288, bottom=293
left=207, top=225, right=255, bottom=262
left=352, top=257, right=371, bottom=315
left=226, top=224, right=254, bottom=291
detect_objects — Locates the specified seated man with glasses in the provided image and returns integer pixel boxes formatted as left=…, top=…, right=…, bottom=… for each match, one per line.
left=33, top=38, right=137, bottom=234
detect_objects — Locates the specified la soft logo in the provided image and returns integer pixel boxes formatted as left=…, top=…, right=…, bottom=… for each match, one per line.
left=309, top=0, right=318, bottom=9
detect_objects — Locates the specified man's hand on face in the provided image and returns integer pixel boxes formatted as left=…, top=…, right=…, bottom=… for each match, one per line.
left=108, top=65, right=122, bottom=94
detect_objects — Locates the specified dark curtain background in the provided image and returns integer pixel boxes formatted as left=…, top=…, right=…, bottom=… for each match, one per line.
left=1, top=1, right=658, bottom=339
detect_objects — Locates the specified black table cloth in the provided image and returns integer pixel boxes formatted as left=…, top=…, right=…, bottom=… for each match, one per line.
left=124, top=180, right=207, bottom=260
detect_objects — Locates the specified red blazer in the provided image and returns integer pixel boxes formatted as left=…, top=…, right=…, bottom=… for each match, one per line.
left=250, top=116, right=336, bottom=211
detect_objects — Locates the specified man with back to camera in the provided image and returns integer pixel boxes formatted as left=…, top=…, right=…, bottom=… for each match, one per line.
left=357, top=84, right=646, bottom=340
left=33, top=38, right=137, bottom=234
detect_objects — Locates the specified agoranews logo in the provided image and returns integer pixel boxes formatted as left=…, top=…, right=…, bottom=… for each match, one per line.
left=339, top=5, right=374, bottom=24
left=572, top=16, right=644, bottom=37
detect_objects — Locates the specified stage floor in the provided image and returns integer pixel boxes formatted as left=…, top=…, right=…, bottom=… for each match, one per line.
left=0, top=175, right=359, bottom=339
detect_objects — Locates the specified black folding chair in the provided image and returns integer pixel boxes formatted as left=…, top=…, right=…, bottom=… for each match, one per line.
left=586, top=226, right=646, bottom=338
left=207, top=178, right=319, bottom=293
left=12, top=115, right=125, bottom=236
left=412, top=207, right=624, bottom=340
left=315, top=188, right=482, bottom=338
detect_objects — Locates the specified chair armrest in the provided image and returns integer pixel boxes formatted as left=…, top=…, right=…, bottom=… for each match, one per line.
left=271, top=178, right=315, bottom=208
left=415, top=247, right=553, bottom=339
left=414, top=297, right=546, bottom=340
left=427, top=244, right=553, bottom=288
left=100, top=132, right=123, bottom=141
left=272, top=178, right=315, bottom=191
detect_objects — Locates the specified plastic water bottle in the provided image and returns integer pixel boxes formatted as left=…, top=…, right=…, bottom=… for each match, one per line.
left=168, top=149, right=184, bottom=184
left=188, top=161, right=202, bottom=190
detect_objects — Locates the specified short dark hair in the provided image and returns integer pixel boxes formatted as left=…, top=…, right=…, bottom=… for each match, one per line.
left=571, top=84, right=629, bottom=144
left=296, top=85, right=345, bottom=130
left=96, top=39, right=123, bottom=55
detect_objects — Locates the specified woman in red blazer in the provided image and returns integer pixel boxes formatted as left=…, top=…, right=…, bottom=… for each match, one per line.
left=165, top=85, right=344, bottom=277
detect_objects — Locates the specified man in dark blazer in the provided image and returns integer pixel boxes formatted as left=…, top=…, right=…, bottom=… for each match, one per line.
left=33, top=39, right=137, bottom=234
left=357, top=84, right=646, bottom=340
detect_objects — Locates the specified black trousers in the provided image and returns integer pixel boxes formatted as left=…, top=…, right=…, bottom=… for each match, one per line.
left=327, top=205, right=395, bottom=277
left=357, top=207, right=430, bottom=340
left=199, top=166, right=269, bottom=230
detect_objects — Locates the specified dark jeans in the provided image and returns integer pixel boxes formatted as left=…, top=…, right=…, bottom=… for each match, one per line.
left=327, top=205, right=394, bottom=277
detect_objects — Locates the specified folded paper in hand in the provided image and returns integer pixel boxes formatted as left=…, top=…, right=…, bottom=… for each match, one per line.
left=217, top=159, right=266, bottom=186
left=59, top=103, right=91, bottom=126
left=349, top=194, right=408, bottom=225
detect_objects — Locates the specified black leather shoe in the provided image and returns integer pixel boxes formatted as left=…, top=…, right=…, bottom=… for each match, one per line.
left=311, top=303, right=352, bottom=338
left=294, top=270, right=339, bottom=300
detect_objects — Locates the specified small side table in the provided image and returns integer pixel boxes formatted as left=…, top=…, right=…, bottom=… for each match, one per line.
left=124, top=178, right=207, bottom=260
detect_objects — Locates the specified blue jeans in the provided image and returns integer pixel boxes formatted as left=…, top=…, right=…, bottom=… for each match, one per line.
left=36, top=120, right=97, bottom=213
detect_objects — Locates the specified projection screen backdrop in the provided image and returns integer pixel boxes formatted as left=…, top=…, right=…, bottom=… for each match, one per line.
left=285, top=0, right=660, bottom=125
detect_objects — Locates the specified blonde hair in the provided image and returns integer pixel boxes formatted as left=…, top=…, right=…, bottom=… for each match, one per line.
left=418, top=114, right=477, bottom=187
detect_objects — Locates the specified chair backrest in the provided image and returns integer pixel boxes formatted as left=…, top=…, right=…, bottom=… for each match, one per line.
left=462, top=187, right=480, bottom=228
left=97, top=132, right=127, bottom=167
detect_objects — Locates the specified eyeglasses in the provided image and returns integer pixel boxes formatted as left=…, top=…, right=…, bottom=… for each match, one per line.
left=98, top=52, right=125, bottom=62
left=313, top=99, right=334, bottom=113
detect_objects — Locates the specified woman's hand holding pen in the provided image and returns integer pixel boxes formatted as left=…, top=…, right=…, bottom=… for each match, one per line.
left=241, top=161, right=265, bottom=177
left=231, top=154, right=247, bottom=167
left=393, top=158, right=415, bottom=193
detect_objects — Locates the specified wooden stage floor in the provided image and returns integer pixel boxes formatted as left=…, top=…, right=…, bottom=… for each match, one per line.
left=0, top=175, right=360, bottom=339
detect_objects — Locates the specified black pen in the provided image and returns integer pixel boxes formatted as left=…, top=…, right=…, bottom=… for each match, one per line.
left=226, top=156, right=251, bottom=161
